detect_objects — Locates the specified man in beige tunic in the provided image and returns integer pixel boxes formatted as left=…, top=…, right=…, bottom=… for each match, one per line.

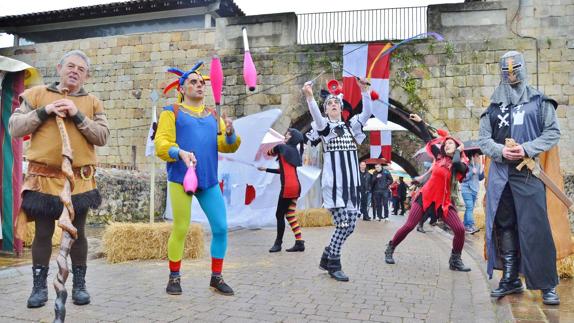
left=8, top=50, right=109, bottom=308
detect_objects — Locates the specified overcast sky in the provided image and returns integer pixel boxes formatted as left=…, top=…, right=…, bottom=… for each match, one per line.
left=0, top=0, right=463, bottom=47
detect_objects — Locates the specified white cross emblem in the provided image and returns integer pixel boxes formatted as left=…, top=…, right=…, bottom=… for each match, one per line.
left=500, top=106, right=508, bottom=113
left=498, top=113, right=509, bottom=128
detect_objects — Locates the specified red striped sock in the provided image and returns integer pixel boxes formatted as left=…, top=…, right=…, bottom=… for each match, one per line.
left=211, top=258, right=223, bottom=275
left=286, top=200, right=302, bottom=240
left=169, top=260, right=181, bottom=273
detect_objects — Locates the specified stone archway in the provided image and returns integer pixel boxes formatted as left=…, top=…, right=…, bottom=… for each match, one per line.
left=291, top=97, right=427, bottom=177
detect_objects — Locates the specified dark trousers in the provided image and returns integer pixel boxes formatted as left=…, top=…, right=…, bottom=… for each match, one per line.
left=372, top=191, right=389, bottom=219
left=398, top=197, right=406, bottom=215
left=391, top=196, right=399, bottom=214
left=32, top=211, right=88, bottom=266
left=392, top=200, right=465, bottom=253
left=359, top=191, right=370, bottom=219
left=494, top=182, right=557, bottom=290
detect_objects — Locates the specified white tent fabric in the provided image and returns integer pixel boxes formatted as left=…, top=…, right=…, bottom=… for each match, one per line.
left=362, top=118, right=407, bottom=131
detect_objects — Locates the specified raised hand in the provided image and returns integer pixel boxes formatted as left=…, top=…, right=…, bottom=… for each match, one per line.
left=302, top=82, right=314, bottom=99
left=355, top=77, right=370, bottom=92
left=409, top=113, right=422, bottom=123
left=221, top=111, right=234, bottom=135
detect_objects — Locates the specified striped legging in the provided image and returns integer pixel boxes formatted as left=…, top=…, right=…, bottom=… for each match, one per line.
left=275, top=197, right=303, bottom=242
left=391, top=199, right=465, bottom=253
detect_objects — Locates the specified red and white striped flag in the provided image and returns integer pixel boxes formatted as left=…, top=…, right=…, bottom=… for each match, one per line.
left=343, top=43, right=392, bottom=162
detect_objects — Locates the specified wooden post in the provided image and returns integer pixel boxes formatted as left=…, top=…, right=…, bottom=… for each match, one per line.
left=149, top=90, right=159, bottom=223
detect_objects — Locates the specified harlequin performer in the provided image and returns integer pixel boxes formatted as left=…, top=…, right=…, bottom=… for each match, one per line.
left=155, top=62, right=241, bottom=296
left=257, top=128, right=306, bottom=253
left=384, top=114, right=472, bottom=272
left=301, top=77, right=372, bottom=282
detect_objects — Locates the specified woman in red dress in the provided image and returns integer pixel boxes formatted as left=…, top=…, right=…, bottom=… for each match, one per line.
left=384, top=114, right=471, bottom=272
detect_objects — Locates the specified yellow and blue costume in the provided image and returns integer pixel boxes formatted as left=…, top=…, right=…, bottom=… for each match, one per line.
left=155, top=65, right=240, bottom=290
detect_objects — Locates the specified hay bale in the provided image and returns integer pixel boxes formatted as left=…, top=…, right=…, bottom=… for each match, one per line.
left=102, top=222, right=204, bottom=263
left=557, top=237, right=574, bottom=278
left=23, top=221, right=62, bottom=247
left=558, top=254, right=574, bottom=278
left=296, top=208, right=333, bottom=227
left=474, top=210, right=485, bottom=230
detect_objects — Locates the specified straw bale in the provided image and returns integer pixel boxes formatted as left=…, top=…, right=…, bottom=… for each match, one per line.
left=102, top=222, right=204, bottom=263
left=296, top=208, right=333, bottom=227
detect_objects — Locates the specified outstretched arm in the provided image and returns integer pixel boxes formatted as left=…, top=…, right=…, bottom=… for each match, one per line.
left=302, top=82, right=327, bottom=131
left=356, top=78, right=372, bottom=125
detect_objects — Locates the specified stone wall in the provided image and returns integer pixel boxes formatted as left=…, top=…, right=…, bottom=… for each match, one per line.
left=91, top=168, right=167, bottom=223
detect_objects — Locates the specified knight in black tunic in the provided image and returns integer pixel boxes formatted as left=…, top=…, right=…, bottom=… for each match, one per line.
left=478, top=51, right=561, bottom=305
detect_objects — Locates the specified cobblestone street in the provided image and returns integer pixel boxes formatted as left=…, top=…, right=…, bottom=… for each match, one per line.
left=0, top=216, right=501, bottom=322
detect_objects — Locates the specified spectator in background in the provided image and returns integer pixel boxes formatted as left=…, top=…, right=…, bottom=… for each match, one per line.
left=389, top=180, right=399, bottom=215
left=371, top=164, right=393, bottom=221
left=358, top=161, right=373, bottom=221
left=397, top=177, right=408, bottom=216
left=461, top=152, right=484, bottom=234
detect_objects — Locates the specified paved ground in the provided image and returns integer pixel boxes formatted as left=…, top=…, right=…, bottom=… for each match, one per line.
left=0, top=214, right=503, bottom=323
left=456, top=223, right=574, bottom=323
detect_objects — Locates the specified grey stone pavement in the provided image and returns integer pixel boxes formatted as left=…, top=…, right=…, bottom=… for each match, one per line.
left=0, top=215, right=504, bottom=323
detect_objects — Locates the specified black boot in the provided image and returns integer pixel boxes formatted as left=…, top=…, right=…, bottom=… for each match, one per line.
left=166, top=273, right=182, bottom=295
left=71, top=265, right=91, bottom=305
left=210, top=274, right=234, bottom=296
left=385, top=241, right=396, bottom=264
left=286, top=240, right=305, bottom=252
left=542, top=287, right=560, bottom=305
left=449, top=250, right=471, bottom=272
left=27, top=265, right=49, bottom=308
left=326, top=257, right=349, bottom=282
left=269, top=240, right=282, bottom=253
left=319, top=247, right=330, bottom=271
left=416, top=223, right=426, bottom=233
left=491, top=229, right=523, bottom=297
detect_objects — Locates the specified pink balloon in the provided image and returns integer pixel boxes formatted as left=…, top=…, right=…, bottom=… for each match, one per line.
left=210, top=56, right=223, bottom=105
left=183, top=166, right=198, bottom=194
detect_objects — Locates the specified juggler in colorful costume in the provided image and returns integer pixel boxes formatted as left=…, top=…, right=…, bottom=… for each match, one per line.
left=155, top=64, right=240, bottom=296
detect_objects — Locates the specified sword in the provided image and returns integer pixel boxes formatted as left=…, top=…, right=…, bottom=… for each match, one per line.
left=506, top=139, right=574, bottom=212
left=515, top=157, right=574, bottom=212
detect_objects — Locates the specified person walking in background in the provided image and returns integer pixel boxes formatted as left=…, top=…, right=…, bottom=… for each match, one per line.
left=358, top=161, right=373, bottom=221
left=389, top=180, right=399, bottom=215
left=461, top=152, right=484, bottom=234
left=397, top=177, right=408, bottom=216
left=371, top=164, right=393, bottom=221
